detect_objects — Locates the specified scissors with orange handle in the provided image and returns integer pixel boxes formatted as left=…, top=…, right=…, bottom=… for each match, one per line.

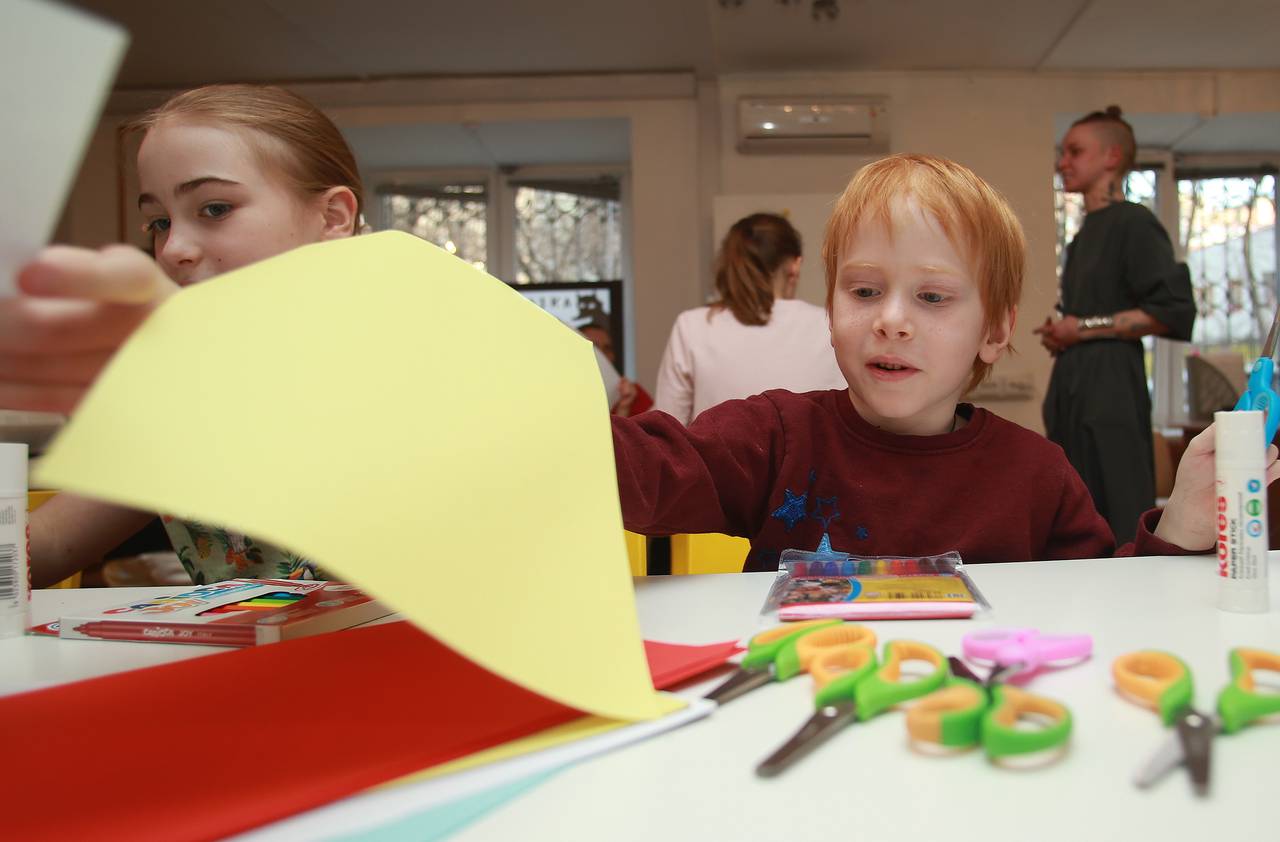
left=755, top=640, right=949, bottom=777
left=704, top=620, right=876, bottom=705
left=1113, top=648, right=1280, bottom=795
left=906, top=657, right=1072, bottom=759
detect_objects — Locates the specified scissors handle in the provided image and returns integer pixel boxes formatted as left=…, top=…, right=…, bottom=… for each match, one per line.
left=838, top=640, right=948, bottom=719
left=981, top=685, right=1072, bottom=759
left=1218, top=648, right=1280, bottom=734
left=1112, top=651, right=1194, bottom=726
left=705, top=619, right=841, bottom=705
left=961, top=628, right=1036, bottom=662
left=905, top=680, right=986, bottom=748
left=963, top=628, right=1093, bottom=671
left=1233, top=357, right=1280, bottom=446
left=793, top=623, right=876, bottom=676
left=807, top=643, right=878, bottom=699
left=740, top=619, right=840, bottom=674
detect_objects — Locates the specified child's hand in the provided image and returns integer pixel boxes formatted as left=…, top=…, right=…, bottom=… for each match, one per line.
left=1155, top=423, right=1280, bottom=551
left=0, top=245, right=177, bottom=414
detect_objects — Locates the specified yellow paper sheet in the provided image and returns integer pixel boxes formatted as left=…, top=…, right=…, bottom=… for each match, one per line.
left=37, top=231, right=664, bottom=721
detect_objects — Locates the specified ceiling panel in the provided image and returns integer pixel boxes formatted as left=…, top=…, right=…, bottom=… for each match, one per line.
left=274, top=0, right=713, bottom=78
left=71, top=0, right=359, bottom=86
left=712, top=0, right=1085, bottom=72
left=1041, top=0, right=1280, bottom=70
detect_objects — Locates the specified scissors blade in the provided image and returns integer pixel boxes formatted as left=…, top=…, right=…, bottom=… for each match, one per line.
left=704, top=666, right=774, bottom=705
left=1133, top=730, right=1186, bottom=789
left=756, top=700, right=859, bottom=778
left=1176, top=709, right=1218, bottom=796
left=947, top=656, right=983, bottom=684
left=1133, top=711, right=1220, bottom=793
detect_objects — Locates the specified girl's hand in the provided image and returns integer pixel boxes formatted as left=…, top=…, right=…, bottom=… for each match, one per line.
left=1155, top=424, right=1280, bottom=550
left=0, top=245, right=177, bottom=414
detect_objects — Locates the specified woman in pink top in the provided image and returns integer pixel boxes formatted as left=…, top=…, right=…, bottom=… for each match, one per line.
left=654, top=213, right=846, bottom=424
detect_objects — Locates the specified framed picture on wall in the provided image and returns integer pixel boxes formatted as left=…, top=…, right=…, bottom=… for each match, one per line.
left=514, top=280, right=626, bottom=372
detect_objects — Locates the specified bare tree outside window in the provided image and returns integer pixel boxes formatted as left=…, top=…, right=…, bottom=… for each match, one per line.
left=1178, top=174, right=1277, bottom=360
left=378, top=184, right=488, bottom=271
left=513, top=180, right=623, bottom=284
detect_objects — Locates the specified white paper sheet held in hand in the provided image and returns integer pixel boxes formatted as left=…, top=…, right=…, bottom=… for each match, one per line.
left=0, top=0, right=127, bottom=295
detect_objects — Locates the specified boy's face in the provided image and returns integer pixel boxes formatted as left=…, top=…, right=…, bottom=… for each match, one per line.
left=829, top=198, right=1009, bottom=436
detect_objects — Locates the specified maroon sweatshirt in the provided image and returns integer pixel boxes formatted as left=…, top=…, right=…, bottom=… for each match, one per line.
left=612, top=389, right=1185, bottom=572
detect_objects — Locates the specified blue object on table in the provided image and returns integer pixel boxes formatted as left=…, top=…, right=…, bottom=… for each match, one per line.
left=330, top=770, right=559, bottom=842
left=1233, top=308, right=1280, bottom=447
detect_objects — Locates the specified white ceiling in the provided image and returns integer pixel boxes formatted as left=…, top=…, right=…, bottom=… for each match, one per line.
left=71, top=0, right=1280, bottom=86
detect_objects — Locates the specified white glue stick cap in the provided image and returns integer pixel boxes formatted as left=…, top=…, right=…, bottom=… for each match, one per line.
left=0, top=443, right=28, bottom=496
left=1215, top=410, right=1265, bottom=465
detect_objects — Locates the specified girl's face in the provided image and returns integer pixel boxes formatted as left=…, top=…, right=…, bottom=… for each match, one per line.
left=138, top=121, right=330, bottom=285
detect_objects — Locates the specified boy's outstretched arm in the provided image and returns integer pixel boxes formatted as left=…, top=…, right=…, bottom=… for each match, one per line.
left=1153, top=424, right=1280, bottom=551
left=610, top=396, right=785, bottom=538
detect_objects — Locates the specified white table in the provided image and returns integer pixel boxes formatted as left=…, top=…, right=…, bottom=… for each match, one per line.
left=6, top=555, right=1278, bottom=841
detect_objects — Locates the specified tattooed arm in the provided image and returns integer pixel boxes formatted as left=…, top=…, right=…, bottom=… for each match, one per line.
left=1034, top=308, right=1171, bottom=354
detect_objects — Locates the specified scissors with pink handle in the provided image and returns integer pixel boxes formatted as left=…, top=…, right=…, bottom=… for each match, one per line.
left=962, top=628, right=1093, bottom=677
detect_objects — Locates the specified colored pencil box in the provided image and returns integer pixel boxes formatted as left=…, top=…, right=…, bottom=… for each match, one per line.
left=31, top=578, right=392, bottom=646
left=759, top=550, right=991, bottom=621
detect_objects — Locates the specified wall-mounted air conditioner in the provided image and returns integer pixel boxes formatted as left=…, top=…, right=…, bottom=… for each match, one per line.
left=737, top=96, right=889, bottom=155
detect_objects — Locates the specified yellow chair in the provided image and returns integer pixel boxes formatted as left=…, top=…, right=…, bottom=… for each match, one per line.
left=28, top=491, right=81, bottom=589
left=670, top=533, right=750, bottom=575
left=624, top=530, right=647, bottom=577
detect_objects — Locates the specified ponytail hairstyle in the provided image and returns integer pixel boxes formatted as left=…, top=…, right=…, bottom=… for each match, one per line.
left=712, top=213, right=802, bottom=326
left=127, top=84, right=364, bottom=233
left=1071, top=105, right=1137, bottom=176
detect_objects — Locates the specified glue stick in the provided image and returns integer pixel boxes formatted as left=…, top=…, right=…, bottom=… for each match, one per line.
left=1214, top=411, right=1270, bottom=613
left=0, top=443, right=30, bottom=636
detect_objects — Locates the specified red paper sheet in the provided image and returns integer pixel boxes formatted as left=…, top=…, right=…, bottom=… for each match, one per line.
left=10, top=621, right=579, bottom=841
left=7, top=624, right=740, bottom=841
left=644, top=639, right=742, bottom=688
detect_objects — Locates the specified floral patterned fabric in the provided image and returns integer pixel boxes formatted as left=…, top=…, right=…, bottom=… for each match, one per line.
left=161, top=516, right=328, bottom=585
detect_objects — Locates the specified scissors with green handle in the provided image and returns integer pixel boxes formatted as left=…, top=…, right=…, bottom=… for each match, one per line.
left=1233, top=307, right=1280, bottom=446
left=704, top=619, right=876, bottom=705
left=1113, top=648, right=1280, bottom=795
left=905, top=657, right=1072, bottom=759
left=755, top=640, right=949, bottom=777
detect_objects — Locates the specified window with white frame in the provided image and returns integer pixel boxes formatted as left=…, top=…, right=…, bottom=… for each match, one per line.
left=372, top=168, right=631, bottom=369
